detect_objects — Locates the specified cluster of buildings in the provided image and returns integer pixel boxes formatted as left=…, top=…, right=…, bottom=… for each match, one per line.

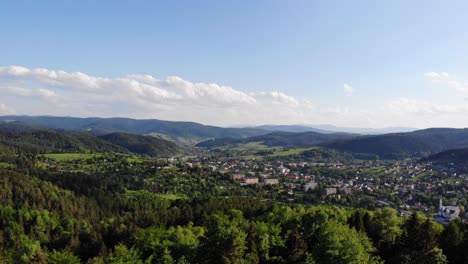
left=182, top=157, right=467, bottom=223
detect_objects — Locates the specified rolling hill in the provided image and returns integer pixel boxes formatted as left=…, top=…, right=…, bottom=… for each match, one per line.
left=423, top=147, right=468, bottom=165
left=324, top=128, right=468, bottom=159
left=0, top=115, right=268, bottom=145
left=0, top=122, right=181, bottom=157
left=196, top=131, right=357, bottom=148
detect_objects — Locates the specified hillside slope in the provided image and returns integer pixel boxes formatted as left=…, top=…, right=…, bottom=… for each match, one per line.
left=196, top=131, right=357, bottom=148
left=324, top=128, right=468, bottom=159
left=0, top=122, right=181, bottom=157
left=0, top=124, right=126, bottom=154
left=424, top=147, right=468, bottom=164
left=99, top=132, right=181, bottom=157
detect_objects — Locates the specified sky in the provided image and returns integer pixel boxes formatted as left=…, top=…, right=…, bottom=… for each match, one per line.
left=1, top=0, right=468, bottom=128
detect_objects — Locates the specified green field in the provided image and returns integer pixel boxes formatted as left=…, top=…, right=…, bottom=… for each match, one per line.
left=155, top=193, right=188, bottom=200
left=215, top=142, right=326, bottom=160
left=270, top=147, right=318, bottom=157
left=43, top=153, right=101, bottom=161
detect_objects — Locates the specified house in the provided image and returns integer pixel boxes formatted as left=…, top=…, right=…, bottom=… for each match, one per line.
left=287, top=175, right=300, bottom=180
left=264, top=178, right=279, bottom=185
left=340, top=187, right=352, bottom=195
left=245, top=177, right=259, bottom=185
left=324, top=187, right=337, bottom=196
left=231, top=174, right=246, bottom=181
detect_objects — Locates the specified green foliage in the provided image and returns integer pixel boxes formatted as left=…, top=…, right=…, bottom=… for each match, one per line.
left=312, top=220, right=380, bottom=264
left=107, top=244, right=149, bottom=264
left=48, top=250, right=81, bottom=264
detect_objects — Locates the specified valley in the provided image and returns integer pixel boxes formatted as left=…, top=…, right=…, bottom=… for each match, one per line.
left=0, top=116, right=467, bottom=263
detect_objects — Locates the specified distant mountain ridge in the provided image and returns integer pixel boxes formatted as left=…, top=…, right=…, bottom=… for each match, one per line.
left=0, top=115, right=269, bottom=145
left=248, top=124, right=417, bottom=135
left=251, top=125, right=335, bottom=134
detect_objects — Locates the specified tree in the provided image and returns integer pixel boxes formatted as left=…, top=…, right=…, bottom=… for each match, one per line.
left=285, top=226, right=306, bottom=263
left=199, top=210, right=248, bottom=264
left=48, top=250, right=81, bottom=264
left=313, top=221, right=381, bottom=264
left=439, top=220, right=464, bottom=263
left=108, top=244, right=145, bottom=264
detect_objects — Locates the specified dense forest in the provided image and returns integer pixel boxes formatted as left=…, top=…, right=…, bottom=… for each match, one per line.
left=0, top=154, right=467, bottom=263
left=0, top=122, right=180, bottom=158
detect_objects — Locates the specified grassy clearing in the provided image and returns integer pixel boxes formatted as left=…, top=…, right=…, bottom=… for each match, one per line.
left=269, top=147, right=318, bottom=157
left=126, top=156, right=150, bottom=163
left=410, top=172, right=429, bottom=182
left=217, top=142, right=272, bottom=151
left=43, top=153, right=101, bottom=161
left=155, top=193, right=188, bottom=200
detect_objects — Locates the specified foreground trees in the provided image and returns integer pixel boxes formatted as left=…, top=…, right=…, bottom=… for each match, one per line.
left=0, top=166, right=467, bottom=263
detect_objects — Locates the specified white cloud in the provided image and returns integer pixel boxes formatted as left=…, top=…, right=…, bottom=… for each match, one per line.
left=1, top=65, right=468, bottom=128
left=0, top=103, right=15, bottom=115
left=343, top=83, right=354, bottom=96
left=0, top=86, right=62, bottom=104
left=424, top=71, right=468, bottom=92
left=384, top=98, right=464, bottom=115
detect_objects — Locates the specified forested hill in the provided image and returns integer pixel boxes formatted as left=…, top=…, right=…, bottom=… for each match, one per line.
left=196, top=131, right=357, bottom=148
left=424, top=147, right=468, bottom=165
left=99, top=132, right=181, bottom=157
left=0, top=124, right=126, bottom=155
left=0, top=122, right=181, bottom=157
left=0, top=115, right=268, bottom=145
left=324, top=128, right=468, bottom=159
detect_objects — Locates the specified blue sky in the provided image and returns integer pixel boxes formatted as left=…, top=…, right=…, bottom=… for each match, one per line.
left=1, top=1, right=468, bottom=127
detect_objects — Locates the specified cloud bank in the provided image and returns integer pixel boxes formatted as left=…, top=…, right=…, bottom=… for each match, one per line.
left=0, top=65, right=467, bottom=128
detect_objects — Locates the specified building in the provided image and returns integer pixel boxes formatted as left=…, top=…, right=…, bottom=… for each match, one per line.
left=304, top=181, right=318, bottom=192
left=245, top=177, right=259, bottom=185
left=264, top=178, right=279, bottom=185
left=438, top=198, right=460, bottom=219
left=340, top=187, right=352, bottom=195
left=324, top=187, right=337, bottom=196
left=231, top=174, right=246, bottom=181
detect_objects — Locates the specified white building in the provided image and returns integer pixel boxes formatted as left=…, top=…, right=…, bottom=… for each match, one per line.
left=304, top=181, right=318, bottom=192
left=438, top=198, right=460, bottom=219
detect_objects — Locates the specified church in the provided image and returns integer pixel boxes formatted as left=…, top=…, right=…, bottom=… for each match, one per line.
left=438, top=198, right=460, bottom=219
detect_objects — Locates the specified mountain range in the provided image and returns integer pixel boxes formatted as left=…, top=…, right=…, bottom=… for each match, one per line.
left=247, top=124, right=416, bottom=135
left=2, top=115, right=468, bottom=160
left=0, top=115, right=267, bottom=145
